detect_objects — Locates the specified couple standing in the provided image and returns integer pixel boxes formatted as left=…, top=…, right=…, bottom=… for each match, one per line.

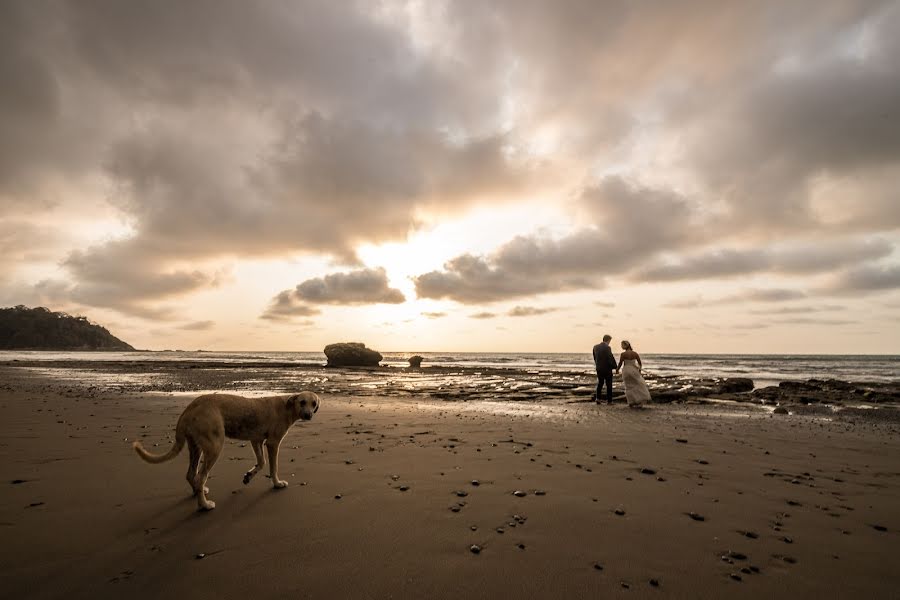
left=592, top=334, right=651, bottom=408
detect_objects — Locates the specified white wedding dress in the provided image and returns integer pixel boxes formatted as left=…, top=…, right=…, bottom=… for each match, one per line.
left=621, top=359, right=651, bottom=406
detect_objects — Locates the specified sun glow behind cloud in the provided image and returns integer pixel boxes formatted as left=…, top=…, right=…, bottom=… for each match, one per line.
left=1, top=1, right=898, bottom=353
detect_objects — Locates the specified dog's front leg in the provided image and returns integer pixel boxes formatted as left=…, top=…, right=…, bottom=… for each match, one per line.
left=266, top=439, right=288, bottom=488
left=243, top=441, right=266, bottom=485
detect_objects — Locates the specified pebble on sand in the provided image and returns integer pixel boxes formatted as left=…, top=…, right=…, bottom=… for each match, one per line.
left=513, top=490, right=527, bottom=497
left=470, top=545, right=481, bottom=554
left=688, top=512, right=705, bottom=521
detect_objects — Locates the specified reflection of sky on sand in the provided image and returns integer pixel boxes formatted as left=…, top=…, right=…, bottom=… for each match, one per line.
left=23, top=367, right=153, bottom=388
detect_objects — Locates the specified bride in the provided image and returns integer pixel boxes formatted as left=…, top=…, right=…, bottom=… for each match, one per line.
left=617, top=340, right=651, bottom=408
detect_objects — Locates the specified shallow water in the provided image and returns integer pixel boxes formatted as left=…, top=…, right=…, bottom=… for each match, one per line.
left=3, top=350, right=897, bottom=383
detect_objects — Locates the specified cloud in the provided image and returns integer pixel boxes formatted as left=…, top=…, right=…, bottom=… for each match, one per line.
left=176, top=320, right=215, bottom=331
left=825, top=264, right=900, bottom=294
left=261, top=267, right=404, bottom=321
left=508, top=306, right=558, bottom=317
left=421, top=311, right=447, bottom=319
left=771, top=317, right=857, bottom=326
left=469, top=312, right=497, bottom=319
left=0, top=221, right=62, bottom=269
left=288, top=268, right=405, bottom=305
left=748, top=305, right=846, bottom=315
left=3, top=0, right=900, bottom=326
left=1, top=0, right=525, bottom=315
left=414, top=177, right=697, bottom=302
left=634, top=238, right=893, bottom=282
left=665, top=288, right=806, bottom=309
left=260, top=291, right=322, bottom=322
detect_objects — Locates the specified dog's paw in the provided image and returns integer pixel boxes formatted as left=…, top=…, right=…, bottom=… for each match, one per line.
left=199, top=500, right=216, bottom=511
left=273, top=480, right=289, bottom=489
left=242, top=473, right=251, bottom=485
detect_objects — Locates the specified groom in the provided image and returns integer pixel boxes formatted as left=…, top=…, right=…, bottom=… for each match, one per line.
left=592, top=334, right=618, bottom=404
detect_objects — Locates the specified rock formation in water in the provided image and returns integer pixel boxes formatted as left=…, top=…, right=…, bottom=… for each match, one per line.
left=408, top=355, right=424, bottom=368
left=323, top=342, right=382, bottom=367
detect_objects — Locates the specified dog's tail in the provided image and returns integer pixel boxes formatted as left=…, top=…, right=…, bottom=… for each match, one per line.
left=133, top=428, right=185, bottom=464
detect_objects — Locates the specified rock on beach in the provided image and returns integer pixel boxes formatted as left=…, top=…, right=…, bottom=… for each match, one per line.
left=324, top=342, right=383, bottom=367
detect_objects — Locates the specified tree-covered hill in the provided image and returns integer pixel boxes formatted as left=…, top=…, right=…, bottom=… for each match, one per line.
left=0, top=306, right=135, bottom=351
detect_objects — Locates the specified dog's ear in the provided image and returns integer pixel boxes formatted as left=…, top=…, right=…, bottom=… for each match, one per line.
left=287, top=394, right=301, bottom=410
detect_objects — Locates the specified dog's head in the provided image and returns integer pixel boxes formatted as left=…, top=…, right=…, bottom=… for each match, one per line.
left=288, top=391, right=320, bottom=421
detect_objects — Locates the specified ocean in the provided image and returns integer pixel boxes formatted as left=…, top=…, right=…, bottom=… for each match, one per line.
left=2, top=351, right=897, bottom=388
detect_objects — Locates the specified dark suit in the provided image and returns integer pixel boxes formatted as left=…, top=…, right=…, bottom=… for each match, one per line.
left=592, top=342, right=617, bottom=403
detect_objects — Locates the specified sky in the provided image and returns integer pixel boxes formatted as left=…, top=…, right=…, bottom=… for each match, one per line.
left=1, top=0, right=899, bottom=354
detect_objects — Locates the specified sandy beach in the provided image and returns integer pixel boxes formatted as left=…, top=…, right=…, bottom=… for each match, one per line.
left=1, top=365, right=898, bottom=599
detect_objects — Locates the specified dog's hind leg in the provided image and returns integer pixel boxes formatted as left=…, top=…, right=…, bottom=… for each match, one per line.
left=194, top=437, right=223, bottom=511
left=266, top=438, right=288, bottom=489
left=186, top=437, right=202, bottom=495
left=242, top=440, right=266, bottom=485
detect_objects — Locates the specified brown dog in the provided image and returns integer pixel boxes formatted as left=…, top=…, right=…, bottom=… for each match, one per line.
left=133, top=392, right=320, bottom=510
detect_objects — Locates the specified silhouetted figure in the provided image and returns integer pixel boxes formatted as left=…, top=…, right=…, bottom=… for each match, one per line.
left=592, top=334, right=618, bottom=404
left=617, top=340, right=651, bottom=408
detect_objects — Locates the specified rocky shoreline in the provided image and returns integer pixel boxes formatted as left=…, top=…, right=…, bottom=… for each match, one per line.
left=2, top=358, right=897, bottom=417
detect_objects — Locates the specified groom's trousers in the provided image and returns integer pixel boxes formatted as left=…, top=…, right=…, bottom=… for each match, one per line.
left=596, top=370, right=614, bottom=403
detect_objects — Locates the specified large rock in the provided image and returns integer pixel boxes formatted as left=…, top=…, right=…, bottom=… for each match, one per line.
left=408, top=355, right=424, bottom=368
left=323, top=342, right=382, bottom=367
left=717, top=378, right=754, bottom=393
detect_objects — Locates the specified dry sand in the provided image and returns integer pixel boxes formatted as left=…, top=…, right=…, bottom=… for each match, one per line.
left=1, top=367, right=898, bottom=599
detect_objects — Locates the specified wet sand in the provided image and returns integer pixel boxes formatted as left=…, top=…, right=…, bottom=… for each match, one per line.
left=1, top=366, right=898, bottom=599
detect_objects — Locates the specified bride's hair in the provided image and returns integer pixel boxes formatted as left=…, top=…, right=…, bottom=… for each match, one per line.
left=621, top=340, right=633, bottom=351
